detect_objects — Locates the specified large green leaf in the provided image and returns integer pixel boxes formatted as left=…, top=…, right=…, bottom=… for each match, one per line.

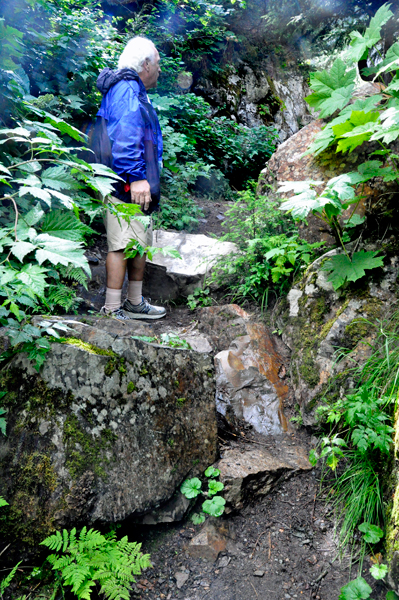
left=202, top=495, right=226, bottom=517
left=41, top=166, right=81, bottom=191
left=19, top=186, right=51, bottom=205
left=318, top=85, right=355, bottom=118
left=358, top=522, right=384, bottom=543
left=279, top=186, right=341, bottom=220
left=41, top=210, right=94, bottom=242
left=308, top=58, right=356, bottom=97
left=23, top=204, right=44, bottom=227
left=27, top=106, right=86, bottom=143
left=16, top=264, right=48, bottom=298
left=348, top=3, right=393, bottom=62
left=333, top=111, right=379, bottom=153
left=338, top=576, right=372, bottom=600
left=35, top=234, right=90, bottom=275
left=375, top=40, right=399, bottom=76
left=10, top=240, right=37, bottom=262
left=369, top=563, right=388, bottom=580
left=323, top=251, right=384, bottom=290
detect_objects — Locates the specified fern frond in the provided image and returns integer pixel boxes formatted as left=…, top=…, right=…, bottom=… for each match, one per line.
left=44, top=526, right=152, bottom=600
left=58, top=264, right=89, bottom=288
left=0, top=562, right=21, bottom=595
left=41, top=530, right=63, bottom=551
left=45, top=283, right=81, bottom=311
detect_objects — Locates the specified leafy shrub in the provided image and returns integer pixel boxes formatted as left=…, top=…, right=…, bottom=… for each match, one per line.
left=0, top=111, right=130, bottom=368
left=211, top=186, right=322, bottom=306
left=162, top=93, right=278, bottom=188
left=41, top=526, right=151, bottom=600
left=281, top=3, right=399, bottom=289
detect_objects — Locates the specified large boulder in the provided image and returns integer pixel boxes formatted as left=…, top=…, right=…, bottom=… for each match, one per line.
left=258, top=90, right=399, bottom=245
left=0, top=317, right=217, bottom=546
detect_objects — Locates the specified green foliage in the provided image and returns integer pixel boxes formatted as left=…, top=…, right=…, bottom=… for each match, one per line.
left=211, top=184, right=322, bottom=306
left=180, top=478, right=202, bottom=499
left=313, top=309, right=399, bottom=574
left=181, top=465, right=225, bottom=522
left=157, top=93, right=277, bottom=188
left=124, top=239, right=181, bottom=262
left=278, top=170, right=387, bottom=290
left=358, top=522, right=384, bottom=544
left=339, top=577, right=372, bottom=600
left=369, top=562, right=388, bottom=580
left=0, top=562, right=21, bottom=599
left=41, top=526, right=151, bottom=600
left=187, top=287, right=213, bottom=311
left=0, top=115, right=122, bottom=368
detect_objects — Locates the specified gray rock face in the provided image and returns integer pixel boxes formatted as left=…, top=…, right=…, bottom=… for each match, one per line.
left=198, top=305, right=290, bottom=435
left=218, top=445, right=311, bottom=511
left=0, top=318, right=217, bottom=542
left=197, top=65, right=312, bottom=141
left=277, top=255, right=399, bottom=426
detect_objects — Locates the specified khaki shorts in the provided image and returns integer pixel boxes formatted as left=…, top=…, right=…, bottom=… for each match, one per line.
left=105, top=196, right=153, bottom=252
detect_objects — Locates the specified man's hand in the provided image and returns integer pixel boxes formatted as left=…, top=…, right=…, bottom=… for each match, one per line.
left=130, top=180, right=151, bottom=212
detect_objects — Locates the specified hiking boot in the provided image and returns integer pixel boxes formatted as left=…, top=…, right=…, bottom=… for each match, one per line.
left=122, top=297, right=166, bottom=320
left=99, top=306, right=131, bottom=321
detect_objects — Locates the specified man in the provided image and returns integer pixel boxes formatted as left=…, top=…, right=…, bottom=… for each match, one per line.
left=96, top=37, right=166, bottom=320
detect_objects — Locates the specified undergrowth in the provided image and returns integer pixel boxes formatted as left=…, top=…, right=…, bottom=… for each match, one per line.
left=312, top=307, right=399, bottom=585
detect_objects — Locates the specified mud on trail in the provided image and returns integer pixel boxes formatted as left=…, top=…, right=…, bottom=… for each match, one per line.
left=130, top=438, right=385, bottom=600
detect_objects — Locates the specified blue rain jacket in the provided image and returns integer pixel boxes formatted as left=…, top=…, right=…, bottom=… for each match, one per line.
left=95, top=68, right=163, bottom=211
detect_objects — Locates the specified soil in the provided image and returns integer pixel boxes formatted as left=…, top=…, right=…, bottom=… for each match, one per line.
left=128, top=435, right=386, bottom=600
left=194, top=199, right=233, bottom=238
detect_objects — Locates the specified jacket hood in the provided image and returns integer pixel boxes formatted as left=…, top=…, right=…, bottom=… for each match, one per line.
left=96, top=67, right=141, bottom=96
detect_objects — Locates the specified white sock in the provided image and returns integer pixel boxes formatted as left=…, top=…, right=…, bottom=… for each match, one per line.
left=104, top=288, right=122, bottom=312
left=128, top=280, right=143, bottom=305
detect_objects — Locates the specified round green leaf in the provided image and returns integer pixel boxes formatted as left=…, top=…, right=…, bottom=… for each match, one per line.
left=202, top=496, right=226, bottom=517
left=358, top=522, right=383, bottom=544
left=180, top=478, right=202, bottom=499
left=191, top=512, right=206, bottom=525
left=204, top=466, right=220, bottom=478
left=369, top=563, right=388, bottom=580
left=208, top=480, right=224, bottom=496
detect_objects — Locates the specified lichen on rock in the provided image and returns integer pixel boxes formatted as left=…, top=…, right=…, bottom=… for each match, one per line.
left=0, top=320, right=218, bottom=548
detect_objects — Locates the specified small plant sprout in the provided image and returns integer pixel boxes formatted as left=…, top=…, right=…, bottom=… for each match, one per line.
left=180, top=466, right=225, bottom=524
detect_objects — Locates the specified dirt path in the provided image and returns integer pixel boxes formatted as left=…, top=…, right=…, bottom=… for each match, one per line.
left=128, top=434, right=385, bottom=600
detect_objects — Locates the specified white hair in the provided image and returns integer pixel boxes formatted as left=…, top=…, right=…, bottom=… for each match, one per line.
left=118, top=37, right=157, bottom=72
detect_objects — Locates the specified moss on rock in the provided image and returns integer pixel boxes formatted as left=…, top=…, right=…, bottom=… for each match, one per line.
left=63, top=414, right=117, bottom=480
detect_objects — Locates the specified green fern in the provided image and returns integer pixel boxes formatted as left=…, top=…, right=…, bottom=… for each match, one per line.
left=45, top=283, right=81, bottom=312
left=58, top=265, right=89, bottom=290
left=41, top=527, right=152, bottom=600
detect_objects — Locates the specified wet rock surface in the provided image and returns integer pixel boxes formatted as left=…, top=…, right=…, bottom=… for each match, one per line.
left=277, top=255, right=399, bottom=425
left=198, top=305, right=290, bottom=435
left=0, top=317, right=217, bottom=540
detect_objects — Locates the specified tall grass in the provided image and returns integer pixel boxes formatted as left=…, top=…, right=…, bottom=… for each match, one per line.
left=320, top=309, right=399, bottom=569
